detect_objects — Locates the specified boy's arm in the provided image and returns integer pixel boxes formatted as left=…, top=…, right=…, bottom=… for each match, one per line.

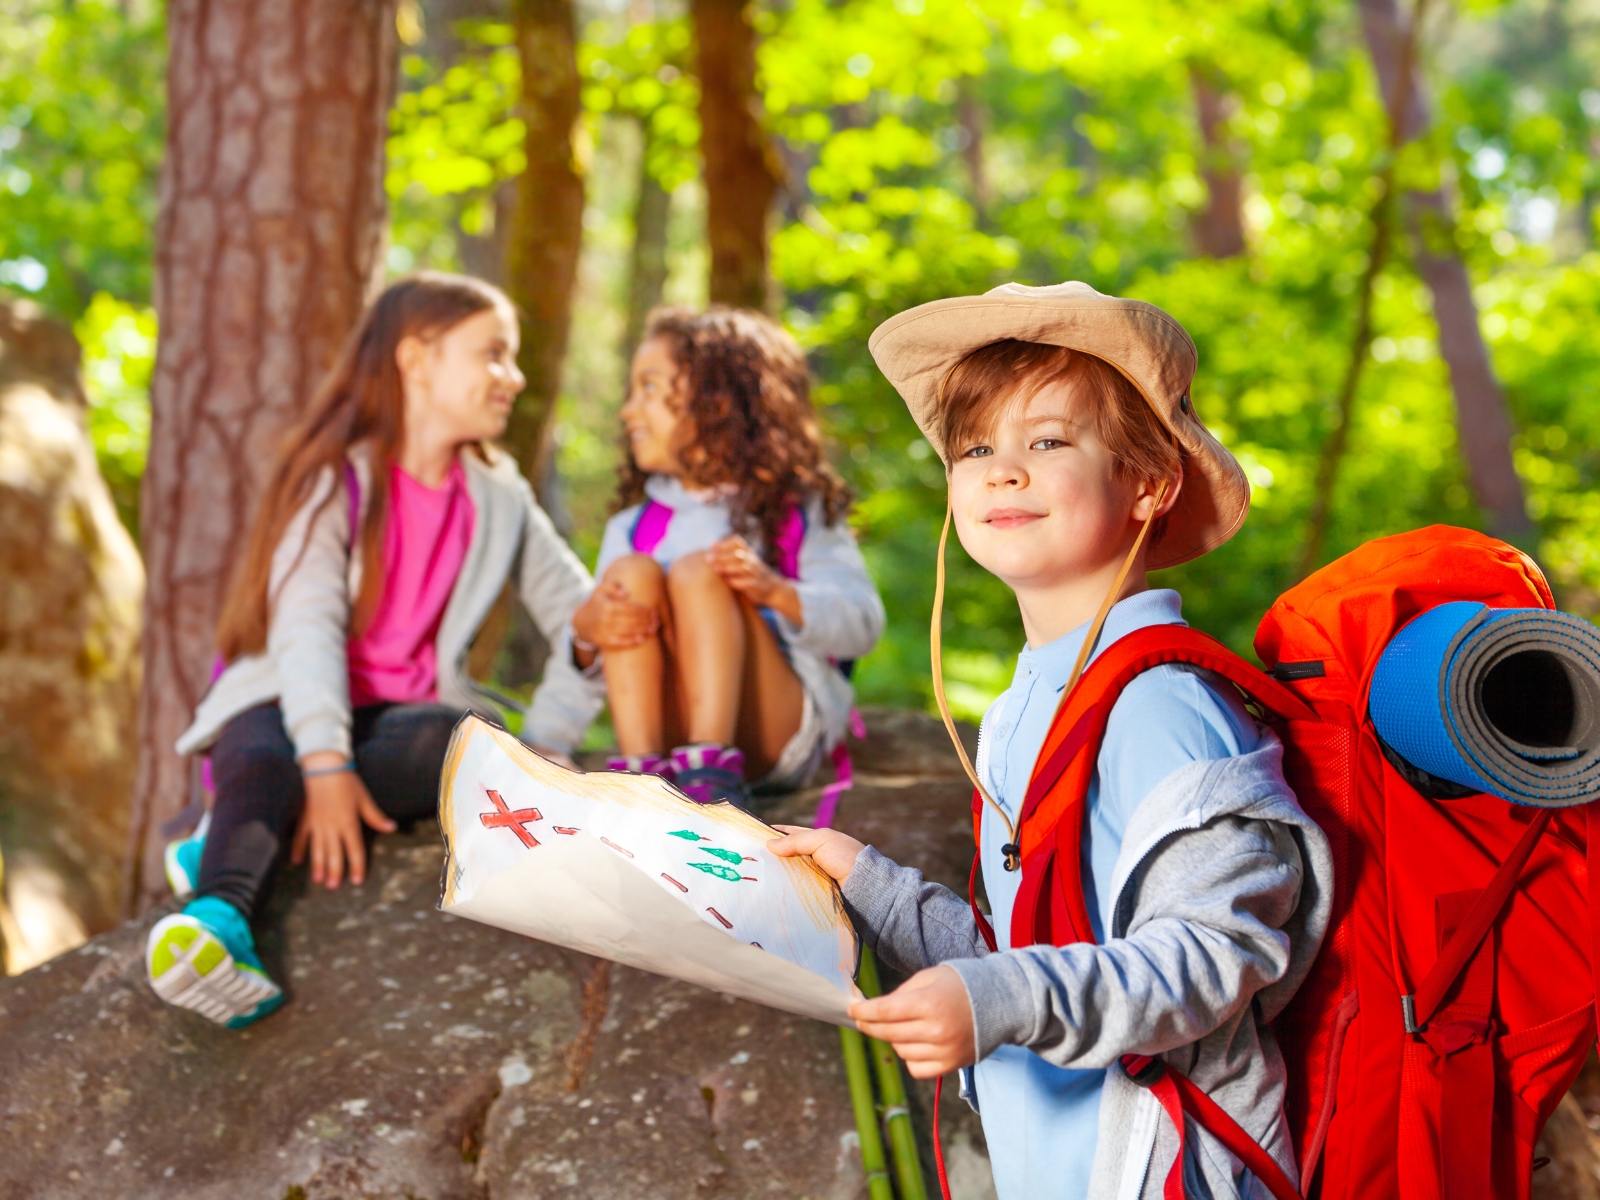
left=944, top=814, right=1302, bottom=1069
left=841, top=847, right=990, bottom=977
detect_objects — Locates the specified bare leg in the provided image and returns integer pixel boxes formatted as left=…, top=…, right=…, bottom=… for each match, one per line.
left=667, top=551, right=805, bottom=779
left=597, top=555, right=683, bottom=756
left=667, top=551, right=745, bottom=746
left=733, top=600, right=806, bottom=779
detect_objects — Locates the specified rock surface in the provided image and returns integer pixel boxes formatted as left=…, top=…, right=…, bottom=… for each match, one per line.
left=0, top=709, right=994, bottom=1200
left=0, top=296, right=144, bottom=966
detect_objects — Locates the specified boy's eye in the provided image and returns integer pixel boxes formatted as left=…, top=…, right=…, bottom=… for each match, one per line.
left=960, top=444, right=993, bottom=459
left=1031, top=437, right=1068, bottom=451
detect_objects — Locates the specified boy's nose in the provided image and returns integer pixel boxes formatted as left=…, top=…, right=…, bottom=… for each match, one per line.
left=985, top=454, right=1028, bottom=488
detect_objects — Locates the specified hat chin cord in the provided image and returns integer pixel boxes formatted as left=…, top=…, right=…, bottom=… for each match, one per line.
left=929, top=480, right=1169, bottom=872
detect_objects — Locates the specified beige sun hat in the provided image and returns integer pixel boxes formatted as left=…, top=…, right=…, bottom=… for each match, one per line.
left=867, top=280, right=1250, bottom=570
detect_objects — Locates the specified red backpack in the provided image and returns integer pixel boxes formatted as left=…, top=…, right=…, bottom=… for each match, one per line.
left=972, top=526, right=1598, bottom=1200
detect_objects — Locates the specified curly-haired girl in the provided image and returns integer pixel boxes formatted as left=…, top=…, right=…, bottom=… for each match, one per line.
left=567, top=307, right=884, bottom=806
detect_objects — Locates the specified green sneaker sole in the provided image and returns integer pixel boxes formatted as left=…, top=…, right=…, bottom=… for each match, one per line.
left=146, top=915, right=282, bottom=1027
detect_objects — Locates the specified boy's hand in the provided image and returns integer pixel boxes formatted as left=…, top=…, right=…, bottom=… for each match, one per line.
left=572, top=581, right=659, bottom=651
left=291, top=756, right=396, bottom=889
left=769, top=824, right=865, bottom=883
left=850, top=966, right=977, bottom=1078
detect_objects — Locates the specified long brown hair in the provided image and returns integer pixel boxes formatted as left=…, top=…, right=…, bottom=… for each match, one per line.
left=615, top=307, right=852, bottom=561
left=216, top=272, right=509, bottom=661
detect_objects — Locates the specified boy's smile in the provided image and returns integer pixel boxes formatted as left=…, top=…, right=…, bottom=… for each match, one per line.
left=948, top=379, right=1178, bottom=646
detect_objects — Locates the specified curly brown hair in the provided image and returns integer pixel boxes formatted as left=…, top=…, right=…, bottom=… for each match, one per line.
left=615, top=307, right=852, bottom=563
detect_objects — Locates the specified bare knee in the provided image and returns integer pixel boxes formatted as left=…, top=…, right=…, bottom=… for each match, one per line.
left=602, top=553, right=666, bottom=603
left=666, top=550, right=725, bottom=594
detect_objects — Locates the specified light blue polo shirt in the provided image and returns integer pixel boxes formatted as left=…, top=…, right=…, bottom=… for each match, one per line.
left=968, top=589, right=1260, bottom=1200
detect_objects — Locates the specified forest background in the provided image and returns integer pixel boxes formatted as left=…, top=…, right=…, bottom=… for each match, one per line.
left=2, top=0, right=1598, bottom=897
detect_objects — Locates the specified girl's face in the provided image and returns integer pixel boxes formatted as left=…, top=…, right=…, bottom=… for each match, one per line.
left=399, top=304, right=525, bottom=445
left=947, top=380, right=1164, bottom=595
left=621, top=336, right=690, bottom=475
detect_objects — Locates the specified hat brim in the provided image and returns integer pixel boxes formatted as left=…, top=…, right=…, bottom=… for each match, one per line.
left=868, top=289, right=1249, bottom=570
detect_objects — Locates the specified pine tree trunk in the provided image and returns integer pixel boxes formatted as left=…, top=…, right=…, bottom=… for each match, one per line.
left=622, top=119, right=672, bottom=363
left=1190, top=64, right=1246, bottom=259
left=693, top=0, right=780, bottom=310
left=1356, top=0, right=1536, bottom=545
left=503, top=0, right=584, bottom=480
left=128, top=0, right=398, bottom=916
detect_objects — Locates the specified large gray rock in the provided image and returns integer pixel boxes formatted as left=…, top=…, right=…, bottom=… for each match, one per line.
left=0, top=296, right=144, bottom=966
left=0, top=709, right=993, bottom=1199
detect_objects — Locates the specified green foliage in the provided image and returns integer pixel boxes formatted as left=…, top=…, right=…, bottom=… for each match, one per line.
left=0, top=0, right=164, bottom=319
left=76, top=293, right=156, bottom=535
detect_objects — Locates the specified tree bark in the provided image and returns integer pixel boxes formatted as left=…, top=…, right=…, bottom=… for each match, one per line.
left=1190, top=63, right=1246, bottom=259
left=502, top=0, right=584, bottom=480
left=693, top=0, right=780, bottom=310
left=623, top=119, right=672, bottom=363
left=1357, top=0, right=1537, bottom=545
left=129, top=0, right=398, bottom=916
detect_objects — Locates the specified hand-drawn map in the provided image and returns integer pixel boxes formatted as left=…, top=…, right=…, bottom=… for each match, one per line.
left=438, top=716, right=862, bottom=1025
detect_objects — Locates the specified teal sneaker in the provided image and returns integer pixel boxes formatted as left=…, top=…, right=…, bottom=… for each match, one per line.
left=162, top=812, right=208, bottom=900
left=146, top=897, right=283, bottom=1028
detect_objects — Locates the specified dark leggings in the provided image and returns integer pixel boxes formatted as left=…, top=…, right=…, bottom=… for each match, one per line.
left=198, top=701, right=463, bottom=917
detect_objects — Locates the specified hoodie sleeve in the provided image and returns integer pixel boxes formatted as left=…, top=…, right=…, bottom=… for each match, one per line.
left=944, top=800, right=1305, bottom=1068
left=266, top=467, right=356, bottom=761
left=839, top=847, right=991, bottom=976
left=517, top=483, right=604, bottom=754
left=775, top=503, right=885, bottom=662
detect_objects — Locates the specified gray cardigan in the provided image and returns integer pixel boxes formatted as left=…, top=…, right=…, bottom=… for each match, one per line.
left=842, top=738, right=1333, bottom=1200
left=177, top=446, right=600, bottom=760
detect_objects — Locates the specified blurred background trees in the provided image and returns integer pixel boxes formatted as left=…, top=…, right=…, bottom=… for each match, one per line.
left=1, top=0, right=1599, bottom=917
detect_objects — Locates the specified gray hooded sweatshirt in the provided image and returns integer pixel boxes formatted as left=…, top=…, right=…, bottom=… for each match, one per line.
left=842, top=735, right=1333, bottom=1200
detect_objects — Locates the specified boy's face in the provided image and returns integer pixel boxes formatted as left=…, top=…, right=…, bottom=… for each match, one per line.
left=947, top=379, right=1155, bottom=596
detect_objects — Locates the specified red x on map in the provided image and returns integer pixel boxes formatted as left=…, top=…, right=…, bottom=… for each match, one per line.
left=480, top=789, right=542, bottom=848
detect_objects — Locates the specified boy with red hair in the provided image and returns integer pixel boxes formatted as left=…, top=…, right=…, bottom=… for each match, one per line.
left=776, top=283, right=1333, bottom=1200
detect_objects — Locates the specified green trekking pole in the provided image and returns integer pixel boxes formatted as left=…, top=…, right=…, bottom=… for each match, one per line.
left=858, top=949, right=931, bottom=1200
left=840, top=1023, right=895, bottom=1200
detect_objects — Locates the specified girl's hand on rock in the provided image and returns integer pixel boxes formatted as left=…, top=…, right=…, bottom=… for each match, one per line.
left=769, top=825, right=865, bottom=883
left=572, top=582, right=659, bottom=651
left=291, top=757, right=395, bottom=889
left=849, top=966, right=977, bottom=1078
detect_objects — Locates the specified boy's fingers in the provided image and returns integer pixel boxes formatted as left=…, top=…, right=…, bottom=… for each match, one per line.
left=850, top=990, right=930, bottom=1023
left=345, top=826, right=367, bottom=886
left=768, top=828, right=826, bottom=856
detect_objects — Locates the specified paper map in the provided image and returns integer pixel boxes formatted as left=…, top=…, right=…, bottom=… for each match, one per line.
left=437, top=716, right=863, bottom=1025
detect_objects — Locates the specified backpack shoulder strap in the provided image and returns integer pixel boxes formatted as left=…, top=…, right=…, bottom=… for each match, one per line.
left=1009, top=623, right=1315, bottom=949
left=773, top=505, right=807, bottom=580
left=630, top=498, right=673, bottom=556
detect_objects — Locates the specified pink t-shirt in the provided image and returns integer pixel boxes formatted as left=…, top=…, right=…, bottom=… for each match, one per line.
left=347, top=461, right=476, bottom=706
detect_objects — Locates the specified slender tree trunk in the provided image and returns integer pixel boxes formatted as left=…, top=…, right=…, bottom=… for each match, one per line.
left=128, top=0, right=398, bottom=916
left=623, top=119, right=672, bottom=362
left=1190, top=63, right=1246, bottom=259
left=1357, top=0, right=1536, bottom=545
left=693, top=0, right=780, bottom=310
left=503, top=0, right=584, bottom=479
left=958, top=83, right=991, bottom=223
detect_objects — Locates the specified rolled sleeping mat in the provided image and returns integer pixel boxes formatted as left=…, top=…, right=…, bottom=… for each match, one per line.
left=1370, top=602, right=1600, bottom=808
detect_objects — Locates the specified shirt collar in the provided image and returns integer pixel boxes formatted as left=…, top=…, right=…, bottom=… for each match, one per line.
left=643, top=473, right=736, bottom=508
left=1015, top=589, right=1187, bottom=691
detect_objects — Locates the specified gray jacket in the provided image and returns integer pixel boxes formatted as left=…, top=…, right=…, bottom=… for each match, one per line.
left=177, top=446, right=600, bottom=760
left=842, top=737, right=1333, bottom=1200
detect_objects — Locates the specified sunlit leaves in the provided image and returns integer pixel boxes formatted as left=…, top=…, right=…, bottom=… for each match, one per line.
left=0, top=0, right=164, bottom=318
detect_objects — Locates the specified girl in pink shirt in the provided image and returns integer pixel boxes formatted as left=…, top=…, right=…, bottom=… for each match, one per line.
left=148, top=274, right=595, bottom=1029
